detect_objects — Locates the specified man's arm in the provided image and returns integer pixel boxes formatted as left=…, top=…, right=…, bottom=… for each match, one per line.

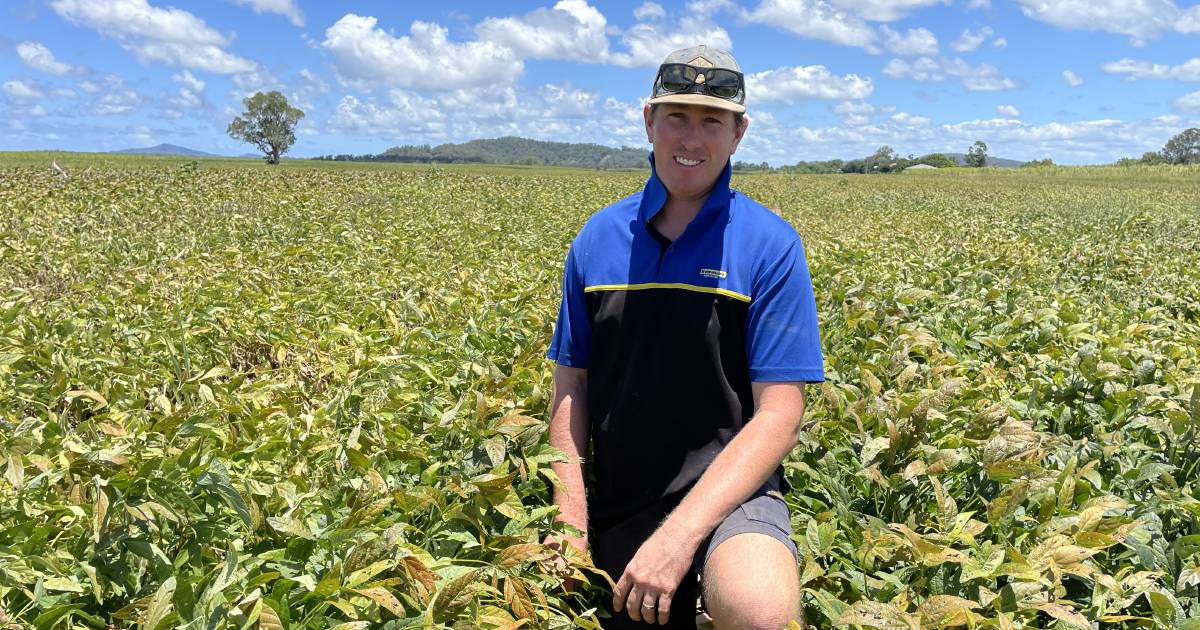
left=611, top=381, right=806, bottom=618
left=546, top=364, right=590, bottom=553
left=663, top=381, right=805, bottom=545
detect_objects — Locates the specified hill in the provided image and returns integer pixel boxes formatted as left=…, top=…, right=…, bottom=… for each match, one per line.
left=112, top=143, right=218, bottom=157
left=315, top=136, right=648, bottom=169
left=943, top=152, right=1024, bottom=168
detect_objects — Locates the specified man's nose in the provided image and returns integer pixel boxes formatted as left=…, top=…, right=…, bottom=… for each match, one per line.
left=679, top=121, right=702, bottom=149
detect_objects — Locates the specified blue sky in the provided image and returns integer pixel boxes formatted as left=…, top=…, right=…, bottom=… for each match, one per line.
left=2, top=0, right=1199, bottom=164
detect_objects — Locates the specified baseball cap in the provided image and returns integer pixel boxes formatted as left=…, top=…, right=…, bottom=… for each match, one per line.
left=647, top=44, right=746, bottom=114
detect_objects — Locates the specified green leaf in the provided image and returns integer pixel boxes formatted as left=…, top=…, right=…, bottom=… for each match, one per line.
left=196, top=460, right=253, bottom=528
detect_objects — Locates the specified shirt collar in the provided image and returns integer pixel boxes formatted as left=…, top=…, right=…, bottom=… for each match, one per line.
left=637, top=151, right=734, bottom=226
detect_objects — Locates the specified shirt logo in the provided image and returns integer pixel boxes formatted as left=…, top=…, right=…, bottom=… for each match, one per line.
left=699, top=268, right=727, bottom=279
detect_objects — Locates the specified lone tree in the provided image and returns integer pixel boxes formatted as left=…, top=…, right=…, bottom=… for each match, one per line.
left=965, top=140, right=988, bottom=167
left=1161, top=128, right=1200, bottom=165
left=228, top=91, right=304, bottom=165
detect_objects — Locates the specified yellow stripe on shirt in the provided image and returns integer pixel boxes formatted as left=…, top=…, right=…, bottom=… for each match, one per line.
left=584, top=283, right=752, bottom=303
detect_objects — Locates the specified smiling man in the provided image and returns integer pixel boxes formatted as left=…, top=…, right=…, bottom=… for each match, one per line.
left=546, top=45, right=825, bottom=629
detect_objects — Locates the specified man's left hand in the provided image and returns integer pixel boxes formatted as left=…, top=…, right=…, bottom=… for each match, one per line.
left=612, top=521, right=697, bottom=625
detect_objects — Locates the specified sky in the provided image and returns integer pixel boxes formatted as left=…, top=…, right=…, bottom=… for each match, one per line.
left=2, top=0, right=1200, bottom=165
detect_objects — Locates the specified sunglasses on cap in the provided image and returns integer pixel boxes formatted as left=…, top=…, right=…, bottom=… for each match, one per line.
left=653, top=63, right=745, bottom=103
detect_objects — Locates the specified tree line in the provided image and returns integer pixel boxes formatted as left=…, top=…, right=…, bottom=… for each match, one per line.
left=225, top=92, right=1200, bottom=170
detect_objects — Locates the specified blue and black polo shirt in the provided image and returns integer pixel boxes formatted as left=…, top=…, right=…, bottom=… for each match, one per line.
left=548, top=154, right=825, bottom=531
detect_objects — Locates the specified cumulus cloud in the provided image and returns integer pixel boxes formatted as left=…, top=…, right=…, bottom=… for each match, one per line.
left=1175, top=90, right=1200, bottom=112
left=323, top=14, right=523, bottom=91
left=95, top=89, right=142, bottom=115
left=169, top=69, right=205, bottom=108
left=633, top=1, right=666, bottom=20
left=891, top=111, right=931, bottom=126
left=738, top=113, right=1187, bottom=166
left=50, top=0, right=257, bottom=73
left=748, top=65, right=874, bottom=103
left=882, top=26, right=939, bottom=55
left=997, top=104, right=1020, bottom=117
left=3, top=79, right=44, bottom=100
left=328, top=83, right=644, bottom=147
left=965, top=0, right=990, bottom=8
left=16, top=41, right=82, bottom=75
left=1015, top=0, right=1200, bottom=44
left=475, top=0, right=610, bottom=63
left=743, top=0, right=877, bottom=48
left=607, top=16, right=733, bottom=67
left=883, top=56, right=1017, bottom=91
left=1062, top=69, right=1084, bottom=86
left=1102, top=57, right=1200, bottom=81
left=992, top=36, right=1007, bottom=48
left=951, top=26, right=993, bottom=52
left=227, top=0, right=304, bottom=26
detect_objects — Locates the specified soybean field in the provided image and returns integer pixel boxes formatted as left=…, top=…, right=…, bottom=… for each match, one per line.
left=1, top=157, right=1199, bottom=629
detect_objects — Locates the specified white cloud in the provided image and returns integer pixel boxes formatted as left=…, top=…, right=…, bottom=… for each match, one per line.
left=743, top=0, right=951, bottom=51
left=834, top=100, right=879, bottom=115
left=966, top=0, right=990, bottom=9
left=608, top=16, right=733, bottom=67
left=323, top=14, right=523, bottom=91
left=1102, top=57, right=1200, bottom=81
left=882, top=26, right=939, bottom=56
left=743, top=0, right=877, bottom=49
left=1062, top=69, right=1084, bottom=86
left=748, top=65, right=874, bottom=103
left=327, top=83, right=642, bottom=147
left=951, top=26, right=993, bottom=52
left=476, top=0, right=610, bottom=63
left=173, top=69, right=205, bottom=93
left=883, top=56, right=1017, bottom=91
left=634, top=1, right=667, bottom=20
left=991, top=36, right=1007, bottom=48
left=95, top=89, right=141, bottom=115
left=891, top=111, right=930, bottom=126
left=3, top=79, right=44, bottom=99
left=231, top=68, right=284, bottom=96
left=736, top=113, right=1187, bottom=166
left=1015, top=0, right=1200, bottom=44
left=1175, top=91, right=1200, bottom=112
left=54, top=88, right=77, bottom=98
left=169, top=69, right=205, bottom=108
left=997, top=104, right=1020, bottom=117
left=50, top=0, right=257, bottom=73
left=78, top=74, right=123, bottom=94
left=227, top=0, right=304, bottom=27
left=16, top=41, right=81, bottom=75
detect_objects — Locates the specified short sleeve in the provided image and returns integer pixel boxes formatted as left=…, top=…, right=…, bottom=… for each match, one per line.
left=746, top=239, right=825, bottom=382
left=547, top=242, right=592, bottom=368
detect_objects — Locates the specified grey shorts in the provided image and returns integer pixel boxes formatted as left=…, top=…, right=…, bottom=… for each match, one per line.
left=591, top=482, right=797, bottom=629
left=697, top=486, right=798, bottom=572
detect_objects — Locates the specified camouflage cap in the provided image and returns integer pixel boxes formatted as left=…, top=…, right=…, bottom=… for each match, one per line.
left=647, top=44, right=746, bottom=114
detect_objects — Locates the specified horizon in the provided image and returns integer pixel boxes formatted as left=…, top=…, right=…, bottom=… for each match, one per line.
left=3, top=0, right=1199, bottom=166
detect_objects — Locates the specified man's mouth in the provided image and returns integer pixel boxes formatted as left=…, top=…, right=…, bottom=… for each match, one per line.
left=674, top=155, right=703, bottom=167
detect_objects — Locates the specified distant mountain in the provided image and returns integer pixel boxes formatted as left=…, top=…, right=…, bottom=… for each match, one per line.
left=943, top=152, right=1024, bottom=168
left=315, top=136, right=649, bottom=170
left=112, top=143, right=217, bottom=157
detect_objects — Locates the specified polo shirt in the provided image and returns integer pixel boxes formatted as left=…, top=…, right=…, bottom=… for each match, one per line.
left=547, top=153, right=824, bottom=530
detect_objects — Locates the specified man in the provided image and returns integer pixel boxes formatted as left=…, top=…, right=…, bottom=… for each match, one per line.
left=546, top=44, right=824, bottom=629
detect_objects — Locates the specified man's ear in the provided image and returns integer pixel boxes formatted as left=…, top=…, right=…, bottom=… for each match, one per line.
left=730, top=114, right=749, bottom=155
left=643, top=103, right=654, bottom=143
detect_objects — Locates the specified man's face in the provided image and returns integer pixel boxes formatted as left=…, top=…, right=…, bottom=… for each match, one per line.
left=644, top=103, right=748, bottom=201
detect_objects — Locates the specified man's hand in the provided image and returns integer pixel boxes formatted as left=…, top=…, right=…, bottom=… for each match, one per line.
left=612, top=521, right=697, bottom=625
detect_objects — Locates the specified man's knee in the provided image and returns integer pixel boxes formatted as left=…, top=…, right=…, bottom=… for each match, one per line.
left=703, top=533, right=801, bottom=630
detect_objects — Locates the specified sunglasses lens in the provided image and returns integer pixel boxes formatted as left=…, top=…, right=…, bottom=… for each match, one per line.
left=659, top=65, right=695, bottom=92
left=706, top=70, right=741, bottom=98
